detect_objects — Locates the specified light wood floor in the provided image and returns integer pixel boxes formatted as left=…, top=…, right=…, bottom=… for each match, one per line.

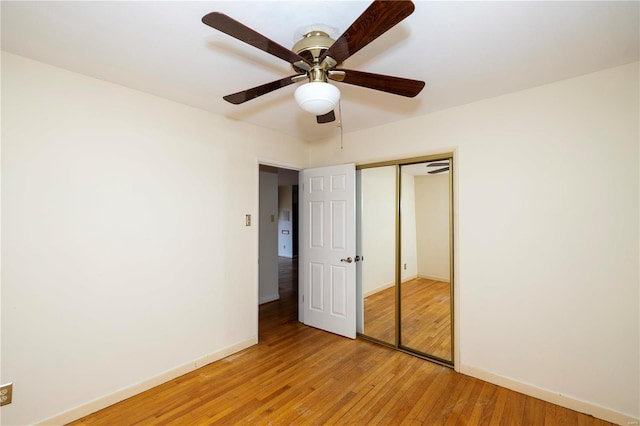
left=70, top=258, right=613, bottom=425
left=364, top=278, right=452, bottom=360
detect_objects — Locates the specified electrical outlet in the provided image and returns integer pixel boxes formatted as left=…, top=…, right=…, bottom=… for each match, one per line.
left=0, top=383, right=13, bottom=406
left=245, top=214, right=251, bottom=226
left=404, top=263, right=407, bottom=270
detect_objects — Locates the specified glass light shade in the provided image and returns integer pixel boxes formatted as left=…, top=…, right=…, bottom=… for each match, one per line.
left=294, top=82, right=340, bottom=115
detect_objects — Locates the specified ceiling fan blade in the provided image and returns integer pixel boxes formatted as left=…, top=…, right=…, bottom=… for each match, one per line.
left=316, top=111, right=336, bottom=124
left=428, top=167, right=450, bottom=174
left=426, top=162, right=449, bottom=168
left=338, top=69, right=425, bottom=97
left=320, top=0, right=415, bottom=65
left=223, top=75, right=302, bottom=105
left=202, top=12, right=311, bottom=67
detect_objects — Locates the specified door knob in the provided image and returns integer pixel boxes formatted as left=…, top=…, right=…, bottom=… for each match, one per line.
left=340, top=257, right=353, bottom=263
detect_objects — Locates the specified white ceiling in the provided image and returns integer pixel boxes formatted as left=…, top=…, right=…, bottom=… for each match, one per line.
left=2, top=1, right=638, bottom=142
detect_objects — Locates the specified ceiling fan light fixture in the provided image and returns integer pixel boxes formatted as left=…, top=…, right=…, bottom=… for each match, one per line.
left=294, top=82, right=340, bottom=115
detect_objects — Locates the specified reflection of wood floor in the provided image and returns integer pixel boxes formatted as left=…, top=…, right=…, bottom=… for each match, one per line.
left=402, top=278, right=452, bottom=360
left=364, top=278, right=451, bottom=360
left=71, top=259, right=614, bottom=425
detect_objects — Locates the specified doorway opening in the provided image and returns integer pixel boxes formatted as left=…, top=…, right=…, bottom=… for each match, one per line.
left=258, top=165, right=299, bottom=339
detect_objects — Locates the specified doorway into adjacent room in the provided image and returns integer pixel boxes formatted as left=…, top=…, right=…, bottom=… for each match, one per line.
left=258, top=165, right=299, bottom=338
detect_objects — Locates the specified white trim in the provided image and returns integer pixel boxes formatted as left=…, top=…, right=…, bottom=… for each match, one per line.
left=452, top=149, right=460, bottom=374
left=460, top=364, right=639, bottom=426
left=363, top=281, right=395, bottom=298
left=401, top=274, right=418, bottom=283
left=417, top=274, right=450, bottom=283
left=36, top=338, right=256, bottom=426
left=257, top=158, right=303, bottom=172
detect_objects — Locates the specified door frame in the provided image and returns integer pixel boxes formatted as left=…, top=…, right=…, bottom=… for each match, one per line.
left=256, top=158, right=303, bottom=340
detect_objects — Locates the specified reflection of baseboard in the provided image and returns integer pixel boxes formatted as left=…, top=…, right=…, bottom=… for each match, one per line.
left=363, top=274, right=450, bottom=297
left=364, top=282, right=395, bottom=298
left=418, top=274, right=450, bottom=283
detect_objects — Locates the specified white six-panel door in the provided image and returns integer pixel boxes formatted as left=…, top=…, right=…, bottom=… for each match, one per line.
left=299, top=164, right=356, bottom=339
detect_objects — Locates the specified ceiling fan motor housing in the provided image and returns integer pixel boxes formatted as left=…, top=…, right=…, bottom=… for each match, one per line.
left=292, top=31, right=335, bottom=72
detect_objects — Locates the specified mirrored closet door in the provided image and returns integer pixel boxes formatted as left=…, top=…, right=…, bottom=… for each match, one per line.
left=399, top=160, right=453, bottom=363
left=356, top=165, right=397, bottom=346
left=356, top=156, right=454, bottom=365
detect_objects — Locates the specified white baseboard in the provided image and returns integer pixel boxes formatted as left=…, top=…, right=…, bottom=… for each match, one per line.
left=36, top=338, right=257, bottom=425
left=460, top=364, right=639, bottom=426
left=363, top=282, right=395, bottom=298
left=363, top=275, right=451, bottom=298
left=418, top=273, right=450, bottom=283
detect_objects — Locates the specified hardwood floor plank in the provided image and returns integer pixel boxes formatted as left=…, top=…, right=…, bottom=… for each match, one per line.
left=420, top=369, right=464, bottom=424
left=487, top=386, right=509, bottom=425
left=467, top=381, right=498, bottom=425
left=364, top=357, right=424, bottom=424
left=452, top=378, right=485, bottom=425
left=522, top=396, right=547, bottom=425
left=69, top=258, right=616, bottom=426
left=378, top=362, right=442, bottom=424
left=545, top=401, right=560, bottom=426
left=499, top=389, right=526, bottom=426
left=443, top=375, right=481, bottom=425
left=403, top=367, right=456, bottom=423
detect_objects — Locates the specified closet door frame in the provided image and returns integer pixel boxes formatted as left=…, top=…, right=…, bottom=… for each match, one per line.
left=356, top=153, right=456, bottom=368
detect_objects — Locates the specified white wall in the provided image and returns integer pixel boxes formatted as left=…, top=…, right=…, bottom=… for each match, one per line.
left=400, top=172, right=418, bottom=281
left=310, top=62, right=640, bottom=423
left=259, top=167, right=279, bottom=303
left=1, top=53, right=309, bottom=425
left=415, top=174, right=451, bottom=282
left=3, top=51, right=638, bottom=425
left=360, top=166, right=396, bottom=295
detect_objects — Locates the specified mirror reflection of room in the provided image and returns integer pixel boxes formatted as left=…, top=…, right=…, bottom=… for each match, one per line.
left=400, top=160, right=452, bottom=361
left=358, top=166, right=396, bottom=345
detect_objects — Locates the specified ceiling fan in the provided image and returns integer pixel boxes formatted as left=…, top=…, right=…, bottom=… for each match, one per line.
left=202, top=0, right=425, bottom=124
left=426, top=162, right=450, bottom=174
